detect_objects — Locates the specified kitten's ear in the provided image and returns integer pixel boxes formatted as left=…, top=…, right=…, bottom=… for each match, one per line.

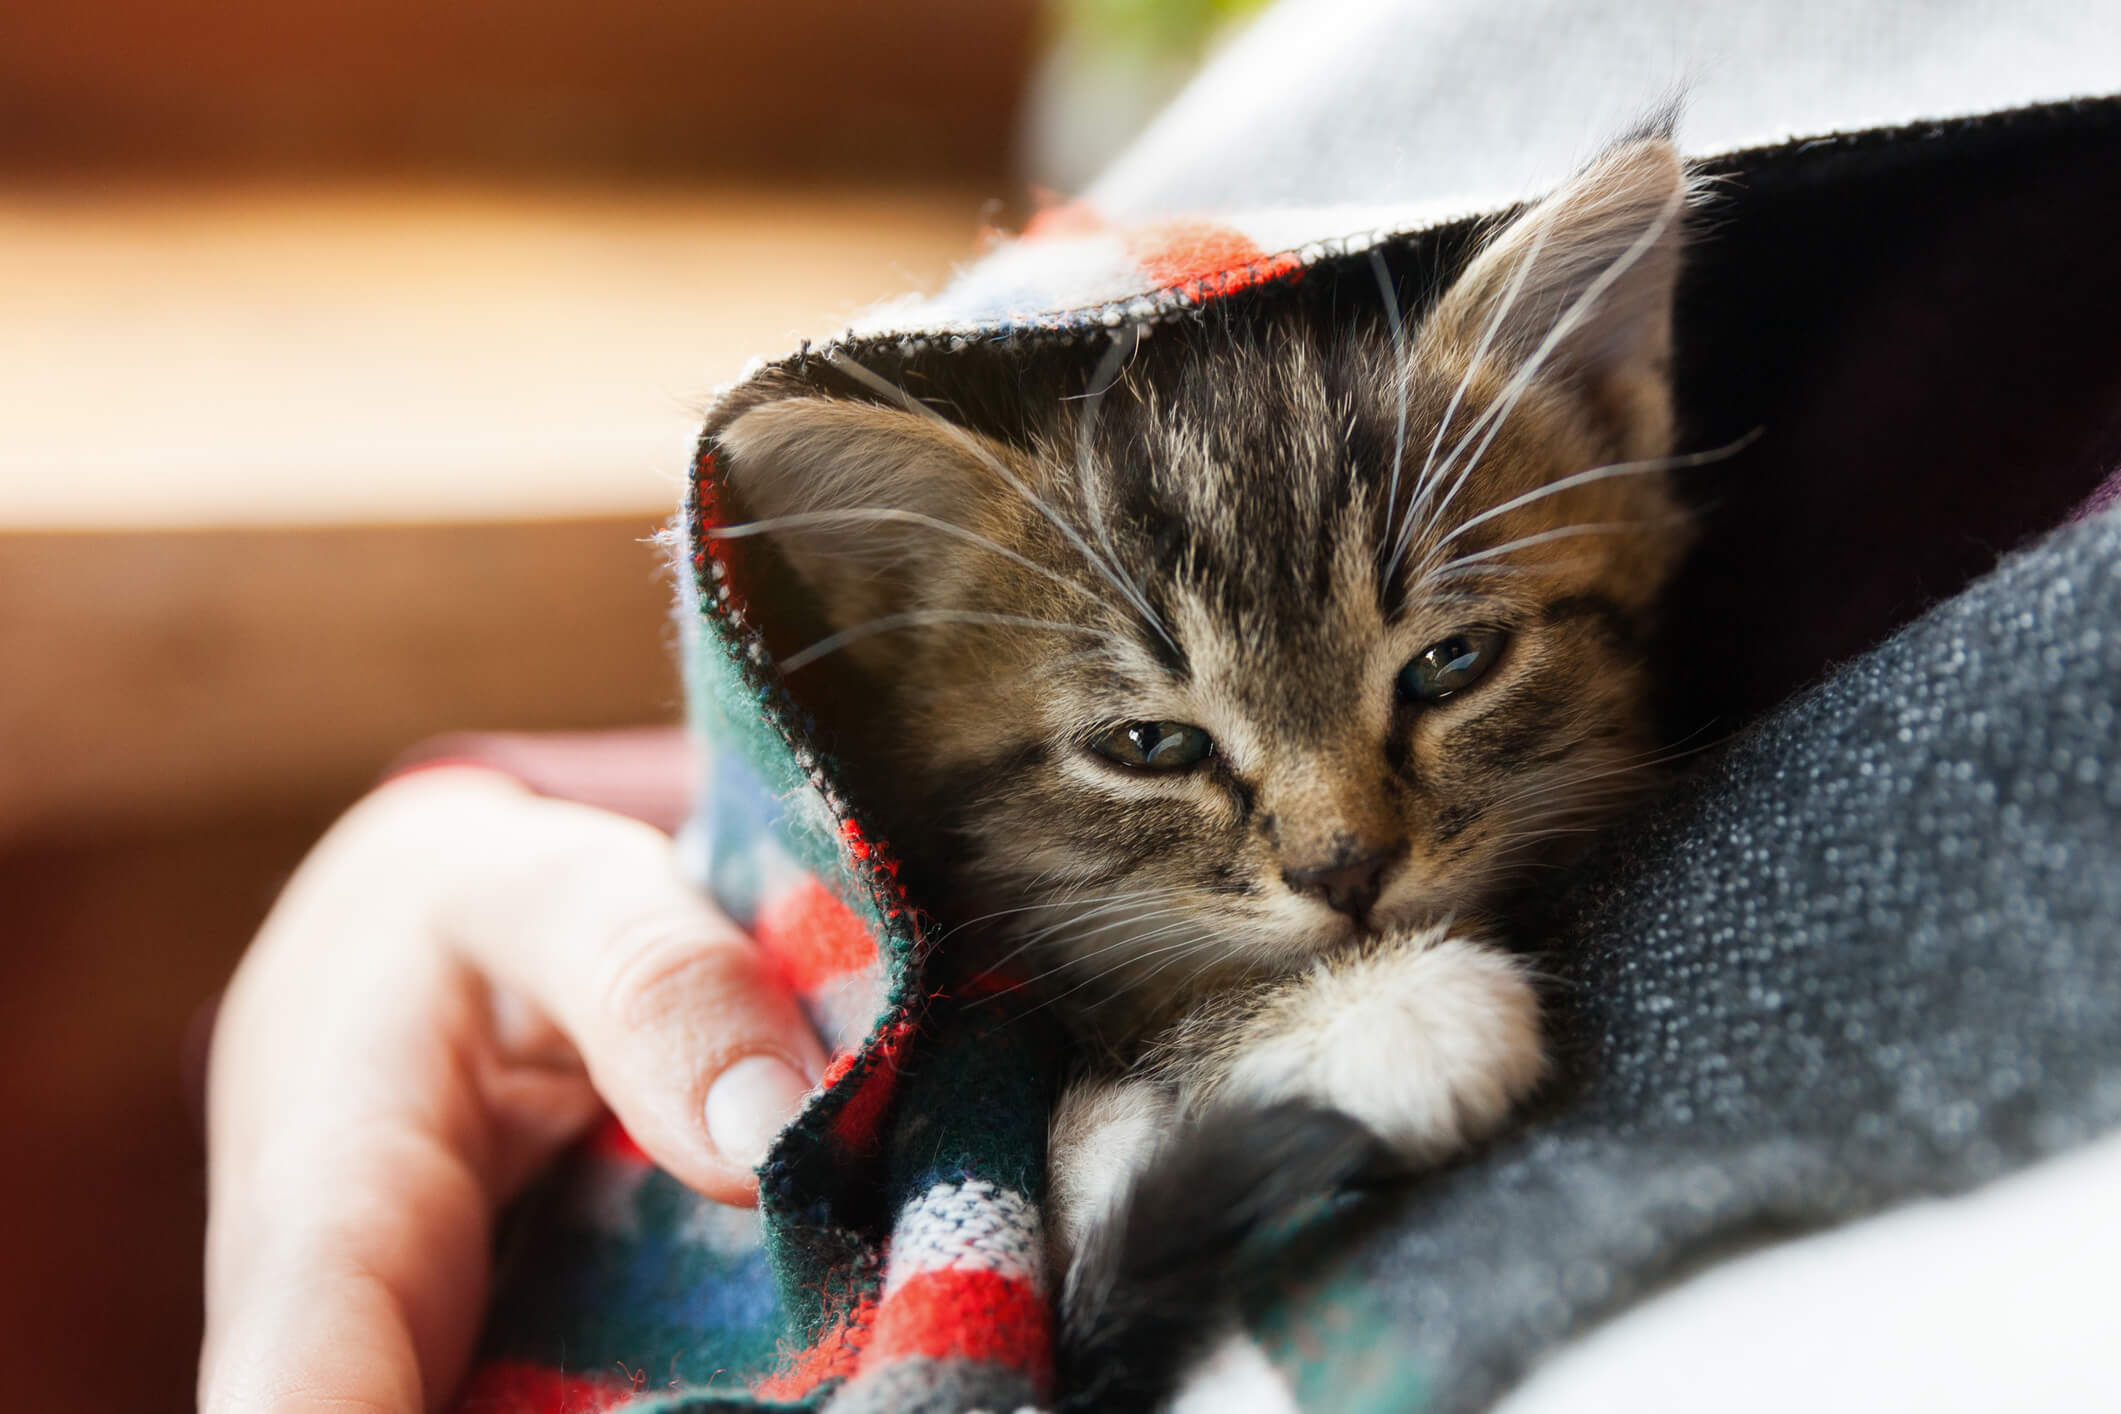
left=1422, top=137, right=1690, bottom=453
left=715, top=395, right=1007, bottom=628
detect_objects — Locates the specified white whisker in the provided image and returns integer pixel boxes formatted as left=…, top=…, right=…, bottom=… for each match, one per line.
left=1416, top=520, right=1647, bottom=588
left=1368, top=250, right=1413, bottom=584
left=780, top=610, right=1102, bottom=673
left=1076, top=328, right=1158, bottom=637
left=999, top=924, right=1198, bottom=1013
left=936, top=885, right=1173, bottom=949
left=1429, top=429, right=1760, bottom=553
left=827, top=350, right=1181, bottom=656
left=709, top=507, right=1108, bottom=613
left=1080, top=934, right=1222, bottom=1010
left=1023, top=924, right=1216, bottom=1018
left=1393, top=198, right=1561, bottom=578
left=1408, top=181, right=1686, bottom=581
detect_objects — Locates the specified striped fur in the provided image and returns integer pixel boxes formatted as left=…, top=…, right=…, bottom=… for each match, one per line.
left=717, top=137, right=1698, bottom=1397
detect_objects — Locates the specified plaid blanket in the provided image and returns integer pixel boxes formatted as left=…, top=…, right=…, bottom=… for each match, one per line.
left=461, top=2, right=2121, bottom=1410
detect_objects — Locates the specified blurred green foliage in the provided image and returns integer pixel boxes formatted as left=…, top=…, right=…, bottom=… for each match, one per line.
left=1061, top=0, right=1274, bottom=57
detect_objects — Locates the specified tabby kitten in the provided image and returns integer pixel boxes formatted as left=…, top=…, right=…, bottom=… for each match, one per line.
left=715, top=135, right=1693, bottom=1372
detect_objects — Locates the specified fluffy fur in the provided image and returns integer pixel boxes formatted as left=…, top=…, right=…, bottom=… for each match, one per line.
left=714, top=135, right=1699, bottom=1406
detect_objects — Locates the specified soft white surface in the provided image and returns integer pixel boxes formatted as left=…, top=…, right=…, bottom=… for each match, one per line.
left=1159, top=1130, right=2121, bottom=1412
left=1495, top=1129, right=2121, bottom=1414
left=1168, top=1328, right=1303, bottom=1414
left=1093, top=0, right=2121, bottom=218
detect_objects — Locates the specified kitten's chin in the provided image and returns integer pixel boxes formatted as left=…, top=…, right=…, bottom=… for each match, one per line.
left=1233, top=912, right=1379, bottom=971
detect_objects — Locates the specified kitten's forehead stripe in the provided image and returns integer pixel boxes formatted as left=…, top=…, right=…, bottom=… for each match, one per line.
left=1066, top=328, right=1437, bottom=761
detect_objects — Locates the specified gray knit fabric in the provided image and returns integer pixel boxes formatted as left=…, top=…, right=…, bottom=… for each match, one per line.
left=1254, top=507, right=2121, bottom=1412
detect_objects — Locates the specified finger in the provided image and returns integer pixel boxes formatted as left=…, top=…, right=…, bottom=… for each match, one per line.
left=201, top=1125, right=488, bottom=1414
left=202, top=770, right=605, bottom=1414
left=437, top=789, right=828, bottom=1206
left=203, top=917, right=525, bottom=1414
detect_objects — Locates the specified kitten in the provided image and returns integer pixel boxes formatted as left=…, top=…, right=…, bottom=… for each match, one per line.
left=713, top=135, right=1695, bottom=1403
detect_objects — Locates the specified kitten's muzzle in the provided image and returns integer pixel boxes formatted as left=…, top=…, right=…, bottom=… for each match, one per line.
left=1281, top=842, right=1401, bottom=922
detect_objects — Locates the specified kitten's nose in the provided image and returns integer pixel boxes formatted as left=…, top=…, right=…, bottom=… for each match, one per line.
left=1282, top=842, right=1400, bottom=921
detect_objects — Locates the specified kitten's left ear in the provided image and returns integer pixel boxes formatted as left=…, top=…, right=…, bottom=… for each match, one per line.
left=713, top=393, right=1016, bottom=644
left=1422, top=137, right=1691, bottom=454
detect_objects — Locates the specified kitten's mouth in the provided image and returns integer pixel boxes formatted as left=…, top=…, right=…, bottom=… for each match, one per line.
left=1347, top=896, right=1449, bottom=945
left=1331, top=910, right=1384, bottom=943
left=1196, top=892, right=1434, bottom=969
left=1284, top=910, right=1379, bottom=953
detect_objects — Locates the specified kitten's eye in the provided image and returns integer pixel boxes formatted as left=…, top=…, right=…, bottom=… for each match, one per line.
left=1398, top=628, right=1510, bottom=703
left=1089, top=721, right=1214, bottom=771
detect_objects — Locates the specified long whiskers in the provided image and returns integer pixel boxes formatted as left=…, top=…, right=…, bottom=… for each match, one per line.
left=1077, top=931, right=1224, bottom=1010
left=1368, top=250, right=1414, bottom=585
left=1415, top=520, right=1659, bottom=591
left=1075, top=328, right=1157, bottom=642
left=707, top=507, right=1109, bottom=614
left=1403, top=181, right=1687, bottom=583
left=983, top=890, right=1199, bottom=965
left=983, top=908, right=1207, bottom=1007
left=932, top=884, right=1174, bottom=950
left=1008, top=924, right=1219, bottom=1022
left=1426, top=730, right=1729, bottom=896
left=1424, top=428, right=1760, bottom=556
left=1391, top=200, right=1558, bottom=581
left=780, top=609, right=1102, bottom=672
left=827, top=349, right=1180, bottom=657
left=1483, top=731, right=1723, bottom=815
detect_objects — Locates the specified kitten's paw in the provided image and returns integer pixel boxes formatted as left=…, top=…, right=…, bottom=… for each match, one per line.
left=1217, top=933, right=1545, bottom=1164
left=1046, top=1074, right=1177, bottom=1280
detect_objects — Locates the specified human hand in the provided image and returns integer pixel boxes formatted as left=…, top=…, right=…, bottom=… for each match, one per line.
left=199, top=766, right=826, bottom=1413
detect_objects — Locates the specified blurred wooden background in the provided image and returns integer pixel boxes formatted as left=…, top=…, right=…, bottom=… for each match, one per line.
left=0, top=3, right=1039, bottom=1408
left=0, top=0, right=1036, bottom=180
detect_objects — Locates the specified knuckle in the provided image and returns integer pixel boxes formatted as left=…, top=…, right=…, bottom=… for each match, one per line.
left=593, top=911, right=761, bottom=1033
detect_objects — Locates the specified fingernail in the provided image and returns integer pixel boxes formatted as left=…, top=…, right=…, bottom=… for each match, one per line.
left=704, top=1055, right=811, bottom=1170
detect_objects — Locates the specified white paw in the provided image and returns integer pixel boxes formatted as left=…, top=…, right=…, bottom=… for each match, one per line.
left=1045, top=1073, right=1176, bottom=1279
left=1218, top=933, right=1546, bottom=1164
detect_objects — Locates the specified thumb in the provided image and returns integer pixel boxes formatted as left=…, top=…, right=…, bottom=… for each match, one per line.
left=438, top=784, right=827, bottom=1204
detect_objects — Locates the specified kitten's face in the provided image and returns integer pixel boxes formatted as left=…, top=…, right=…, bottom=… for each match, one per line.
left=720, top=139, right=1694, bottom=1016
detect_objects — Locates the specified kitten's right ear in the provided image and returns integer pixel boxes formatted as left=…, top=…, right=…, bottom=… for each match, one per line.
left=714, top=395, right=1007, bottom=628
left=1421, top=136, right=1692, bottom=459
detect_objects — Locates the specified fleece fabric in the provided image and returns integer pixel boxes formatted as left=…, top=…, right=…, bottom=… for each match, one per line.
left=458, top=2, right=2121, bottom=1410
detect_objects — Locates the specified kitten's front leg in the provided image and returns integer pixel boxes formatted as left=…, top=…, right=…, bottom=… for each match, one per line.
left=1176, top=927, right=1547, bottom=1164
left=1050, top=937, right=1540, bottom=1408
left=1045, top=1071, right=1178, bottom=1281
